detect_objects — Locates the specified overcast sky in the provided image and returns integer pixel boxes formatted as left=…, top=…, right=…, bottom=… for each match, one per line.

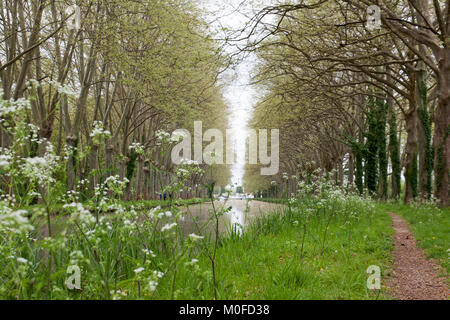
left=199, top=0, right=274, bottom=189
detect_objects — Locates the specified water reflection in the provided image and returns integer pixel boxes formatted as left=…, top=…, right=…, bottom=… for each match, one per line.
left=182, top=200, right=285, bottom=238
left=227, top=207, right=245, bottom=235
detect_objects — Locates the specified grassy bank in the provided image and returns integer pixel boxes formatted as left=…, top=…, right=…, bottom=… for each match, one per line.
left=2, top=191, right=396, bottom=299
left=261, top=198, right=449, bottom=274
left=154, top=195, right=394, bottom=299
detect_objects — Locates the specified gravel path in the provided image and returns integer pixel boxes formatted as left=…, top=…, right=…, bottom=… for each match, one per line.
left=386, top=212, right=449, bottom=300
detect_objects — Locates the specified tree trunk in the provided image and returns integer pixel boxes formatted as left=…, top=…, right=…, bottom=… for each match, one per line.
left=105, top=143, right=115, bottom=178
left=149, top=167, right=155, bottom=200
left=416, top=65, right=432, bottom=199
left=355, top=149, right=364, bottom=195
left=89, top=144, right=99, bottom=192
left=136, top=156, right=144, bottom=200
left=389, top=106, right=401, bottom=199
left=404, top=108, right=418, bottom=204
left=66, top=135, right=77, bottom=191
left=366, top=97, right=378, bottom=196
left=377, top=97, right=388, bottom=201
left=434, top=55, right=450, bottom=206
left=119, top=157, right=127, bottom=180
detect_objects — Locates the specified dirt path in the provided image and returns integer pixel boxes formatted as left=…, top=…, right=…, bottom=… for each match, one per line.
left=386, top=212, right=448, bottom=300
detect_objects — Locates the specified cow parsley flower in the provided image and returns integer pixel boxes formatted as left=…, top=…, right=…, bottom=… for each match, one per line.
left=17, top=257, right=29, bottom=264
left=69, top=250, right=84, bottom=265
left=157, top=211, right=172, bottom=219
left=185, top=259, right=199, bottom=267
left=176, top=168, right=189, bottom=178
left=155, top=130, right=170, bottom=141
left=129, top=142, right=145, bottom=155
left=142, top=248, right=156, bottom=258
left=134, top=267, right=145, bottom=274
left=90, top=121, right=111, bottom=144
left=0, top=153, right=12, bottom=168
left=161, top=222, right=177, bottom=232
left=25, top=79, right=41, bottom=89
left=104, top=175, right=129, bottom=195
left=188, top=233, right=204, bottom=241
left=148, top=280, right=158, bottom=292
left=21, top=143, right=59, bottom=185
left=47, top=80, right=80, bottom=97
left=64, top=202, right=96, bottom=227
left=0, top=204, right=34, bottom=234
left=0, top=92, right=31, bottom=117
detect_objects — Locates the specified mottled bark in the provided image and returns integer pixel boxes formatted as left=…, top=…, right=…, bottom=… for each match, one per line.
left=136, top=155, right=144, bottom=200
left=66, top=135, right=77, bottom=191
left=416, top=63, right=432, bottom=199
left=89, top=145, right=99, bottom=192
left=433, top=52, right=450, bottom=207
left=404, top=108, right=418, bottom=204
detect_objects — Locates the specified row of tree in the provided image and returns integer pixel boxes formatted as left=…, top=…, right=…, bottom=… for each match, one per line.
left=243, top=0, right=449, bottom=206
left=0, top=0, right=230, bottom=202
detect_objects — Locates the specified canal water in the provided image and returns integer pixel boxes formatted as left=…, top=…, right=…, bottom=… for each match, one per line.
left=32, top=200, right=285, bottom=239
left=181, top=200, right=285, bottom=237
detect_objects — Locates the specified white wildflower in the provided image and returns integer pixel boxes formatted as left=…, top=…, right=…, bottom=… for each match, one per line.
left=148, top=280, right=158, bottom=292
left=188, top=233, right=204, bottom=241
left=161, top=222, right=177, bottom=232
left=64, top=202, right=96, bottom=227
left=129, top=142, right=145, bottom=155
left=158, top=211, right=172, bottom=219
left=142, top=248, right=156, bottom=258
left=0, top=205, right=34, bottom=234
left=134, top=267, right=145, bottom=274
left=17, top=257, right=28, bottom=264
left=90, top=121, right=111, bottom=144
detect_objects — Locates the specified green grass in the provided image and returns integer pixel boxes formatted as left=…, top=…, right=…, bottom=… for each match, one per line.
left=153, top=197, right=394, bottom=299
left=379, top=202, right=450, bottom=274
left=2, top=194, right=402, bottom=300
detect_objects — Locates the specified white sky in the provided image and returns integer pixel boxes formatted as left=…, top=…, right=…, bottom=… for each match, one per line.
left=199, top=0, right=274, bottom=189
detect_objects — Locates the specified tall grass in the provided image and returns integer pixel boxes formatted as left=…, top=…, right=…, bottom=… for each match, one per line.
left=155, top=193, right=394, bottom=300
left=1, top=178, right=399, bottom=300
